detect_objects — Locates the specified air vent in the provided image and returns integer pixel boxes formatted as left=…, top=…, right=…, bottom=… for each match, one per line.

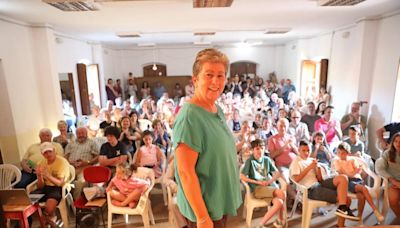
left=193, top=0, right=233, bottom=8
left=137, top=43, right=156, bottom=47
left=318, top=0, right=365, bottom=6
left=42, top=0, right=99, bottom=11
left=264, top=28, right=291, bottom=35
left=116, top=32, right=141, bottom=38
left=194, top=31, right=216, bottom=36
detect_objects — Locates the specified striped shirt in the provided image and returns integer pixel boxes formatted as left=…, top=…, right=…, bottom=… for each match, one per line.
left=65, top=138, right=99, bottom=162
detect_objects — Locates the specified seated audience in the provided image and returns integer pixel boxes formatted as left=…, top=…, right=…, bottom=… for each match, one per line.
left=129, top=111, right=141, bottom=133
left=53, top=120, right=74, bottom=149
left=227, top=108, right=242, bottom=133
left=99, top=126, right=128, bottom=170
left=333, top=142, right=384, bottom=223
left=16, top=128, right=64, bottom=188
left=315, top=101, right=326, bottom=116
left=64, top=127, right=99, bottom=198
left=314, top=105, right=342, bottom=148
left=290, top=141, right=359, bottom=227
left=240, top=139, right=286, bottom=228
left=152, top=119, right=171, bottom=156
left=268, top=118, right=298, bottom=199
left=163, top=156, right=188, bottom=228
left=99, top=110, right=117, bottom=130
left=257, top=117, right=276, bottom=145
left=310, top=131, right=333, bottom=169
left=236, top=121, right=255, bottom=163
left=288, top=110, right=310, bottom=145
left=300, top=101, right=320, bottom=134
left=33, top=142, right=70, bottom=226
left=340, top=102, right=367, bottom=138
left=119, top=116, right=141, bottom=155
left=376, top=121, right=400, bottom=150
left=344, top=125, right=365, bottom=157
left=106, top=164, right=150, bottom=208
left=135, top=130, right=163, bottom=177
left=375, top=132, right=400, bottom=217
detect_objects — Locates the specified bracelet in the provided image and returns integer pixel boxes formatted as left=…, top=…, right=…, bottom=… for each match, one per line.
left=197, top=216, right=209, bottom=224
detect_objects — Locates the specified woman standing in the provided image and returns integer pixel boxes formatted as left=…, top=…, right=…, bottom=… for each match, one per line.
left=174, top=49, right=242, bottom=228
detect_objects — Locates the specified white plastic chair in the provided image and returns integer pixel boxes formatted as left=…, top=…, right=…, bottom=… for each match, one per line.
left=331, top=157, right=381, bottom=206
left=0, top=164, right=21, bottom=190
left=138, top=119, right=153, bottom=132
left=27, top=164, right=75, bottom=228
left=240, top=165, right=287, bottom=228
left=167, top=185, right=177, bottom=228
left=107, top=167, right=155, bottom=228
left=133, top=148, right=168, bottom=206
left=381, top=177, right=390, bottom=224
left=290, top=175, right=334, bottom=228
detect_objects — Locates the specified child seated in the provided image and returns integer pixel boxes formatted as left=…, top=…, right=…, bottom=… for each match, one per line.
left=240, top=139, right=286, bottom=228
left=333, top=142, right=384, bottom=223
left=106, top=164, right=150, bottom=208
left=135, top=130, right=163, bottom=177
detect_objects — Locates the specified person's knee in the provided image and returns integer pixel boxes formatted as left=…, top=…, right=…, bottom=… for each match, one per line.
left=272, top=198, right=284, bottom=207
left=335, top=174, right=348, bottom=183
left=356, top=193, right=365, bottom=201
left=274, top=189, right=285, bottom=200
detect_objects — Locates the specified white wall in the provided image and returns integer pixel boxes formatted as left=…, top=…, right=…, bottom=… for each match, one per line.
left=0, top=19, right=63, bottom=163
left=54, top=35, right=94, bottom=116
left=368, top=13, right=400, bottom=158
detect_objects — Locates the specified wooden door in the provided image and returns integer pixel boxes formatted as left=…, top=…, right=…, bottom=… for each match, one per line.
left=320, top=59, right=329, bottom=90
left=143, top=64, right=167, bottom=77
left=77, top=63, right=90, bottom=115
left=67, top=73, right=77, bottom=115
left=230, top=61, right=257, bottom=78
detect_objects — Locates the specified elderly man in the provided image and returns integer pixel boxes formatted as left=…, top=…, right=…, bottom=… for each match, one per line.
left=340, top=102, right=367, bottom=137
left=288, top=110, right=310, bottom=145
left=65, top=127, right=99, bottom=198
left=15, top=128, right=64, bottom=188
left=34, top=142, right=70, bottom=226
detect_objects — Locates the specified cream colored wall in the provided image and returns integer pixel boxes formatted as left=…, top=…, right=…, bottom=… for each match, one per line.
left=0, top=19, right=63, bottom=164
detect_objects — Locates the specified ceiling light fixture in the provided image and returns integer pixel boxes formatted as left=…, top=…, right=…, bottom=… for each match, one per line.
left=193, top=0, right=234, bottom=8
left=152, top=47, right=158, bottom=71
left=264, top=28, right=291, bottom=34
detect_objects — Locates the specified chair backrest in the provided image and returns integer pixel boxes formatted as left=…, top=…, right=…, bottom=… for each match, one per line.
left=0, top=164, right=21, bottom=190
left=83, top=166, right=112, bottom=184
left=138, top=119, right=153, bottom=132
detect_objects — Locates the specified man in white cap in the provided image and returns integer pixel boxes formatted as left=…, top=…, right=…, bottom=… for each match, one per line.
left=16, top=128, right=64, bottom=188
left=34, top=142, right=70, bottom=226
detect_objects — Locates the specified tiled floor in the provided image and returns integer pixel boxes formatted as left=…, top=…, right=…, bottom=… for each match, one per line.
left=32, top=187, right=400, bottom=228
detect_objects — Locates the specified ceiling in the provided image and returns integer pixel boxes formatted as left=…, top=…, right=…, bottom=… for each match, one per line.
left=1, top=0, right=400, bottom=48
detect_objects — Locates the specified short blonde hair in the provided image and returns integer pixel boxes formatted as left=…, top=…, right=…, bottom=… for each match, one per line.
left=192, top=48, right=229, bottom=76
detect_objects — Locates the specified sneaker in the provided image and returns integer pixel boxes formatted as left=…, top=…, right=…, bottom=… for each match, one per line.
left=335, top=205, right=360, bottom=221
left=273, top=219, right=284, bottom=228
left=373, top=209, right=385, bottom=223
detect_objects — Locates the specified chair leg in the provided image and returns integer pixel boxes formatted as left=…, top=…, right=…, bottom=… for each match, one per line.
left=162, top=184, right=168, bottom=206
left=124, top=214, right=129, bottom=224
left=290, top=194, right=300, bottom=218
left=58, top=201, right=69, bottom=228
left=107, top=212, right=112, bottom=228
left=245, top=206, right=254, bottom=228
left=242, top=199, right=247, bottom=219
left=148, top=201, right=155, bottom=225
left=100, top=207, right=106, bottom=228
left=66, top=193, right=76, bottom=215
left=302, top=203, right=313, bottom=228
left=142, top=208, right=150, bottom=228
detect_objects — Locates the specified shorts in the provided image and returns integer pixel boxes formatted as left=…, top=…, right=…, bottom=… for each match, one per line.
left=348, top=178, right=364, bottom=193
left=253, top=186, right=276, bottom=199
left=308, top=177, right=337, bottom=204
left=32, top=185, right=62, bottom=203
